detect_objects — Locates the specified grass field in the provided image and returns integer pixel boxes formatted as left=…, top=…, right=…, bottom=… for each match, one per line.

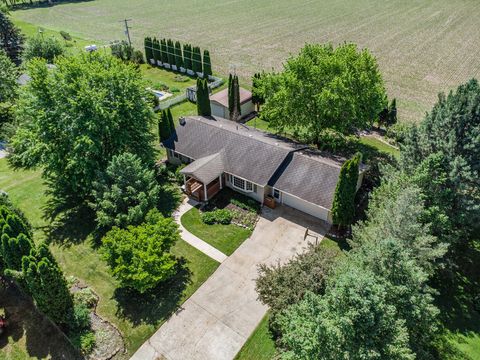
left=10, top=0, right=480, bottom=122
left=0, top=158, right=220, bottom=359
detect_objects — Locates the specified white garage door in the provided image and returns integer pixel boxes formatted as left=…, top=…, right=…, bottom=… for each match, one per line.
left=281, top=192, right=331, bottom=222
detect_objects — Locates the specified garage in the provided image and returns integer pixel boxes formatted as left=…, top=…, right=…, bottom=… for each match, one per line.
left=280, top=191, right=332, bottom=222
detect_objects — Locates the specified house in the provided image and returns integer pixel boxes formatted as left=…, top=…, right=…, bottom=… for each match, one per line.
left=209, top=87, right=255, bottom=120
left=164, top=116, right=366, bottom=223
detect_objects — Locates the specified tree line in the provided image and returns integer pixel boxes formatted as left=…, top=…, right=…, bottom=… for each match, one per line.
left=144, top=37, right=212, bottom=77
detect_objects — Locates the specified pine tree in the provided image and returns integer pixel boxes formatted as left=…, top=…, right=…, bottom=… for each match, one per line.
left=0, top=9, right=24, bottom=65
left=331, top=153, right=361, bottom=228
left=151, top=38, right=159, bottom=64
left=203, top=50, right=212, bottom=78
left=175, top=41, right=183, bottom=70
left=144, top=37, right=153, bottom=62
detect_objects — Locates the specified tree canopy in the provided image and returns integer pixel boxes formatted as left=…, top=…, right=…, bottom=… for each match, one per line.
left=91, top=152, right=160, bottom=231
left=259, top=43, right=386, bottom=144
left=102, top=209, right=179, bottom=293
left=0, top=49, right=18, bottom=103
left=9, top=53, right=156, bottom=212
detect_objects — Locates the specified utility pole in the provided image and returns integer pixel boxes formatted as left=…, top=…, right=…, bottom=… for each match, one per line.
left=120, top=19, right=132, bottom=46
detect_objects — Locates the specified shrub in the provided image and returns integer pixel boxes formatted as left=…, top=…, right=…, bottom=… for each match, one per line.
left=201, top=209, right=233, bottom=225
left=71, top=330, right=96, bottom=354
left=69, top=303, right=91, bottom=331
left=102, top=210, right=179, bottom=293
left=23, top=35, right=64, bottom=63
left=231, top=198, right=260, bottom=213
left=59, top=31, right=72, bottom=41
left=73, top=287, right=97, bottom=309
left=174, top=75, right=189, bottom=82
left=170, top=87, right=180, bottom=93
left=385, top=122, right=414, bottom=145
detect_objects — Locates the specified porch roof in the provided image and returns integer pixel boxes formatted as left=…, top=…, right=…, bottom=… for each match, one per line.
left=180, top=152, right=225, bottom=185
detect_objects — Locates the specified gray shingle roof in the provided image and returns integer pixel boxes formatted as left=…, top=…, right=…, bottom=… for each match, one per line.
left=164, top=116, right=298, bottom=186
left=180, top=152, right=225, bottom=184
left=269, top=151, right=342, bottom=209
left=164, top=116, right=348, bottom=209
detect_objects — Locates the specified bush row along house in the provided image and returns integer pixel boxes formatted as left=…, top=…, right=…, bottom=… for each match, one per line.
left=164, top=116, right=366, bottom=223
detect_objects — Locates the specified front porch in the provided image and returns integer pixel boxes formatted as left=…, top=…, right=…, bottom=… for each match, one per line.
left=184, top=176, right=222, bottom=202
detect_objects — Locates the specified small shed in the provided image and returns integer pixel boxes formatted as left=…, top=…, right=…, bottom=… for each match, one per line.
left=209, top=87, right=255, bottom=120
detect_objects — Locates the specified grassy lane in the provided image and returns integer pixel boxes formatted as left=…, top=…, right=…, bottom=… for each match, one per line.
left=181, top=207, right=252, bottom=256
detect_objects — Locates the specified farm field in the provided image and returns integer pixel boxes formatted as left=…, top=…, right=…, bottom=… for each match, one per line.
left=10, top=0, right=480, bottom=122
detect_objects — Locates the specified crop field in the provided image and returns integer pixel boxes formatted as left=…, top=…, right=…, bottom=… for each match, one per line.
left=11, top=0, right=480, bottom=122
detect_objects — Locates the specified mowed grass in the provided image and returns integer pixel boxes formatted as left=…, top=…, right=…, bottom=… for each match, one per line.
left=140, top=64, right=196, bottom=92
left=0, top=159, right=220, bottom=359
left=11, top=0, right=480, bottom=122
left=235, top=313, right=276, bottom=360
left=181, top=207, right=252, bottom=256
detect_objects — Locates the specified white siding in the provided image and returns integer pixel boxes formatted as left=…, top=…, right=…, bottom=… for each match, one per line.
left=225, top=176, right=264, bottom=204
left=281, top=192, right=332, bottom=222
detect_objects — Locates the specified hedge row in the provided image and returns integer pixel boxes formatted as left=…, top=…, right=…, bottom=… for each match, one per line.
left=144, top=37, right=212, bottom=77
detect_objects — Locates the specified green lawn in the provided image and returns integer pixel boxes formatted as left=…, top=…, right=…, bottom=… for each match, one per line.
left=181, top=207, right=252, bottom=255
left=0, top=158, right=219, bottom=359
left=359, top=136, right=399, bottom=158
left=235, top=313, right=276, bottom=360
left=140, top=64, right=196, bottom=93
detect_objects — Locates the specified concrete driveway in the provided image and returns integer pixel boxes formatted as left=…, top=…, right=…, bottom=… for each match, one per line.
left=131, top=205, right=330, bottom=360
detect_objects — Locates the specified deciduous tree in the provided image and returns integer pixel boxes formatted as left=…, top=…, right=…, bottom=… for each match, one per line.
left=23, top=34, right=64, bottom=63
left=9, top=54, right=156, bottom=213
left=102, top=209, right=179, bottom=293
left=260, top=43, right=386, bottom=145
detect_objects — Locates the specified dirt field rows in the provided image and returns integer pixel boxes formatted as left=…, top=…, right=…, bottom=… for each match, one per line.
left=12, top=0, right=480, bottom=122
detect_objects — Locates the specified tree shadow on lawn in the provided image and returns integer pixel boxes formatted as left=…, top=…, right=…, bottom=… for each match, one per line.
left=43, top=205, right=96, bottom=247
left=433, top=238, right=480, bottom=349
left=0, top=279, right=83, bottom=359
left=113, top=259, right=192, bottom=326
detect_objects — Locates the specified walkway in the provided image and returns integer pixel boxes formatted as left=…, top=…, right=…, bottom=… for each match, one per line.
left=174, top=199, right=228, bottom=263
left=131, top=205, right=330, bottom=360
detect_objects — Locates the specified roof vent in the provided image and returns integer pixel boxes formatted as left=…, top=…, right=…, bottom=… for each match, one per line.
left=275, top=142, right=279, bottom=146
left=179, top=116, right=186, bottom=125
left=249, top=134, right=253, bottom=137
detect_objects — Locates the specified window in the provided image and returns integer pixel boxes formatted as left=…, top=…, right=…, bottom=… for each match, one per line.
left=273, top=188, right=280, bottom=200
left=230, top=174, right=254, bottom=193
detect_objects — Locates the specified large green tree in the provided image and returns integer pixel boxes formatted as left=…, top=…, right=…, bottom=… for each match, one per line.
left=9, top=53, right=156, bottom=213
left=260, top=43, right=386, bottom=144
left=401, top=79, right=480, bottom=253
left=0, top=7, right=23, bottom=65
left=102, top=209, right=179, bottom=293
left=91, top=152, right=160, bottom=231
left=196, top=78, right=211, bottom=116
left=0, top=49, right=18, bottom=130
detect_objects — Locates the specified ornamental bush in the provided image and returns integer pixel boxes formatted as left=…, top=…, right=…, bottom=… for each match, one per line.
left=23, top=34, right=64, bottom=63
left=102, top=209, right=179, bottom=293
left=201, top=209, right=233, bottom=225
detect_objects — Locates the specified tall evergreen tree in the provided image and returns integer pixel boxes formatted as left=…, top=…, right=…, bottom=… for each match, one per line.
left=228, top=74, right=234, bottom=117
left=167, top=108, right=175, bottom=133
left=331, top=153, right=361, bottom=227
left=158, top=110, right=171, bottom=141
left=160, top=39, right=168, bottom=63
left=152, top=38, right=160, bottom=64
left=233, top=75, right=241, bottom=120
left=183, top=44, right=192, bottom=71
left=0, top=7, right=24, bottom=65
left=166, top=39, right=175, bottom=65
left=192, top=47, right=202, bottom=74
left=252, top=73, right=265, bottom=112
left=22, top=245, right=74, bottom=325
left=387, top=98, right=397, bottom=126
left=1, top=232, right=33, bottom=271
left=203, top=50, right=212, bottom=77
left=144, top=37, right=153, bottom=61
left=175, top=41, right=183, bottom=70
left=196, top=78, right=211, bottom=116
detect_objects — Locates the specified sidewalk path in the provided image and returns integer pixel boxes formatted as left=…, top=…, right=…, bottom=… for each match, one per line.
left=174, top=199, right=228, bottom=263
left=131, top=205, right=329, bottom=360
